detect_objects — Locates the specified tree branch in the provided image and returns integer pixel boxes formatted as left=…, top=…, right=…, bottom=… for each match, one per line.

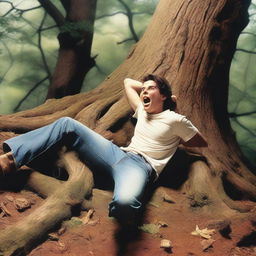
left=96, top=11, right=152, bottom=20
left=117, top=37, right=134, bottom=44
left=60, top=0, right=70, bottom=12
left=38, top=11, right=52, bottom=79
left=229, top=110, right=256, bottom=118
left=118, top=0, right=139, bottom=42
left=14, top=76, right=49, bottom=112
left=233, top=119, right=256, bottom=137
left=0, top=0, right=41, bottom=17
left=41, top=24, right=58, bottom=31
left=241, top=31, right=256, bottom=37
left=37, top=0, right=65, bottom=27
left=96, top=11, right=126, bottom=19
left=0, top=40, right=14, bottom=83
left=236, top=48, right=256, bottom=54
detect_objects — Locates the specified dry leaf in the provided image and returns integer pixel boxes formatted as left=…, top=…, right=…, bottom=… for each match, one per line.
left=191, top=225, right=215, bottom=239
left=81, top=209, right=95, bottom=224
left=160, top=239, right=172, bottom=248
left=14, top=198, right=32, bottom=211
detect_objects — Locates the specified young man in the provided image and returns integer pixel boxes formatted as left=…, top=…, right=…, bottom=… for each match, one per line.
left=0, top=74, right=207, bottom=222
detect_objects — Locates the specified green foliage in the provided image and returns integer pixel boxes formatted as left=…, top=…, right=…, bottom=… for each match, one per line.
left=60, top=20, right=93, bottom=38
left=0, top=15, right=20, bottom=39
left=228, top=1, right=256, bottom=167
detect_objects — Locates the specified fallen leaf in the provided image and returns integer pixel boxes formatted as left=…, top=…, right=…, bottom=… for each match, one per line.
left=81, top=209, right=95, bottom=224
left=14, top=198, right=32, bottom=211
left=139, top=223, right=159, bottom=234
left=191, top=225, right=215, bottom=239
left=160, top=239, right=172, bottom=248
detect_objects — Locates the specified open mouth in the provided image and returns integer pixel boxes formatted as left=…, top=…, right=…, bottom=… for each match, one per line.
left=143, top=96, right=151, bottom=105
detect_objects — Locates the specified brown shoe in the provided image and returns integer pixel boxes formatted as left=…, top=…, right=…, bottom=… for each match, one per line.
left=0, top=152, right=16, bottom=176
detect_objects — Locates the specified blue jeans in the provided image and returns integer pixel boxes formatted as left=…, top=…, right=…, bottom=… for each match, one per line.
left=3, top=117, right=154, bottom=219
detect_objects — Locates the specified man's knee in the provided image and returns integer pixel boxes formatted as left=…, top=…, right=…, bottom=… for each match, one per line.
left=55, top=117, right=78, bottom=133
left=57, top=117, right=74, bottom=126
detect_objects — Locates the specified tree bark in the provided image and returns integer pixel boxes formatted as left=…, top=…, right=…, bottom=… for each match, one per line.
left=0, top=0, right=255, bottom=253
left=46, top=0, right=97, bottom=99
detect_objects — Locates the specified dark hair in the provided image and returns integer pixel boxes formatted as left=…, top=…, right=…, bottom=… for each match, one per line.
left=142, top=74, right=176, bottom=111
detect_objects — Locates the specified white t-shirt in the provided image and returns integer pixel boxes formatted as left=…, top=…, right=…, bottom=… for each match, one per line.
left=122, top=103, right=198, bottom=177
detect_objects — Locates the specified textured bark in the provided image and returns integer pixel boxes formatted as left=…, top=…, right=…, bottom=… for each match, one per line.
left=46, top=0, right=97, bottom=99
left=0, top=0, right=255, bottom=254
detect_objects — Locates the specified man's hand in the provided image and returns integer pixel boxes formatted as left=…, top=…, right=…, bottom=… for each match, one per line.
left=124, top=78, right=142, bottom=111
left=181, top=132, right=208, bottom=147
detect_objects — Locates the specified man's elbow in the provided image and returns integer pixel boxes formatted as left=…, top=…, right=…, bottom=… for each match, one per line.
left=124, top=78, right=133, bottom=87
left=197, top=133, right=208, bottom=147
left=197, top=139, right=208, bottom=147
left=182, top=133, right=208, bottom=147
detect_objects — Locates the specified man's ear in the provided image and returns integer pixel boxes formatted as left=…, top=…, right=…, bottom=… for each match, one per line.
left=171, top=95, right=177, bottom=102
left=161, top=95, right=167, bottom=101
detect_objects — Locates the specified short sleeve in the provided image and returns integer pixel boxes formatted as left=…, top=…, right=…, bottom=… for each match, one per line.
left=173, top=116, right=199, bottom=142
left=132, top=103, right=143, bottom=119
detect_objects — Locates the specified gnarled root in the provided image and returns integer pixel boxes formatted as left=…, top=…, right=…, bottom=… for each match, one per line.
left=0, top=151, right=94, bottom=256
left=183, top=161, right=256, bottom=216
left=182, top=161, right=237, bottom=217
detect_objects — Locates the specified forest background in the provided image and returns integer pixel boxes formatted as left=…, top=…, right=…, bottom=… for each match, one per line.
left=0, top=0, right=255, bottom=168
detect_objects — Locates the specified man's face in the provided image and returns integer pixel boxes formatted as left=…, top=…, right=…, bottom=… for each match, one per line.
left=140, top=80, right=166, bottom=114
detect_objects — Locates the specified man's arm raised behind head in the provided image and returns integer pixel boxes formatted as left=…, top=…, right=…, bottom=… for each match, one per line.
left=124, top=78, right=142, bottom=112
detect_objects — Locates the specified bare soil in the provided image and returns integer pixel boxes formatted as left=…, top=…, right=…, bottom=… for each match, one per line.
left=0, top=186, right=255, bottom=256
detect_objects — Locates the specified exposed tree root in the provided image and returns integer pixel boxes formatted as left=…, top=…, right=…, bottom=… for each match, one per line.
left=0, top=91, right=99, bottom=131
left=183, top=161, right=244, bottom=217
left=183, top=161, right=256, bottom=215
left=27, top=171, right=63, bottom=198
left=214, top=173, right=256, bottom=213
left=0, top=151, right=94, bottom=256
left=225, top=171, right=256, bottom=200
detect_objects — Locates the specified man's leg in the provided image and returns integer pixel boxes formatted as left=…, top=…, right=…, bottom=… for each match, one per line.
left=109, top=152, right=153, bottom=222
left=2, top=117, right=126, bottom=173
left=2, top=117, right=153, bottom=221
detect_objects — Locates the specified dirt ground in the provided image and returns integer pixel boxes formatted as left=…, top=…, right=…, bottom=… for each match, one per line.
left=0, top=186, right=255, bottom=256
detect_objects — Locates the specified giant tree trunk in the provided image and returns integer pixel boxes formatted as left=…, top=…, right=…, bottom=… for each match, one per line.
left=0, top=0, right=255, bottom=254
